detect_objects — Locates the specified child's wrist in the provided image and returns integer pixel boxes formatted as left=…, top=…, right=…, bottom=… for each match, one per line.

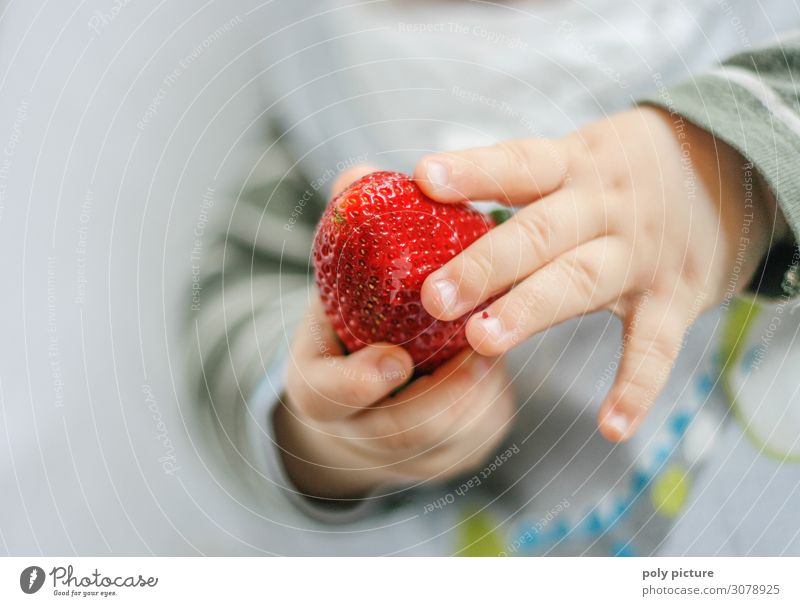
left=655, top=106, right=777, bottom=298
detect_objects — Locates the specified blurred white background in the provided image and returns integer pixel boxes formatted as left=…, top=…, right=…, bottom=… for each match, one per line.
left=0, top=0, right=280, bottom=555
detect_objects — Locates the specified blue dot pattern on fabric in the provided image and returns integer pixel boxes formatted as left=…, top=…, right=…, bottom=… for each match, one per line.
left=671, top=412, right=691, bottom=434
left=508, top=396, right=703, bottom=556
left=696, top=373, right=714, bottom=397
left=586, top=510, right=603, bottom=533
left=611, top=541, right=636, bottom=557
left=632, top=470, right=650, bottom=493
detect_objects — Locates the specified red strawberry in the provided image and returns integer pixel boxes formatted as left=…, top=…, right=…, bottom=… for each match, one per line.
left=313, top=170, right=496, bottom=374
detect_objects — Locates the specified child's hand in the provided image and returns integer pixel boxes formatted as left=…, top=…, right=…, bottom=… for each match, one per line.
left=414, top=107, right=783, bottom=442
left=276, top=300, right=513, bottom=499
left=275, top=166, right=514, bottom=500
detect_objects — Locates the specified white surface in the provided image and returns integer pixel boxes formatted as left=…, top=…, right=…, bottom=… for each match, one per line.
left=0, top=0, right=274, bottom=555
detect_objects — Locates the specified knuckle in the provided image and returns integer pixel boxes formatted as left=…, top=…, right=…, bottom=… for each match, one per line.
left=492, top=274, right=553, bottom=333
left=564, top=253, right=602, bottom=302
left=651, top=331, right=684, bottom=368
left=501, top=140, right=532, bottom=174
left=494, top=141, right=535, bottom=202
left=605, top=173, right=631, bottom=193
left=496, top=290, right=537, bottom=330
left=639, top=312, right=686, bottom=363
left=458, top=251, right=496, bottom=299
left=514, top=210, right=553, bottom=263
left=506, top=138, right=570, bottom=194
left=625, top=335, right=675, bottom=373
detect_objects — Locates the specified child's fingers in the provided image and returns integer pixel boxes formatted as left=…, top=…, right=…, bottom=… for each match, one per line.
left=421, top=188, right=615, bottom=320
left=413, top=138, right=567, bottom=205
left=288, top=300, right=413, bottom=421
left=286, top=342, right=413, bottom=422
left=597, top=298, right=689, bottom=441
left=330, top=164, right=380, bottom=198
left=463, top=238, right=631, bottom=356
left=348, top=351, right=502, bottom=454
left=398, top=389, right=514, bottom=482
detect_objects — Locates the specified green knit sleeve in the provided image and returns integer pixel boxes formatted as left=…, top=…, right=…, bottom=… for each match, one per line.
left=640, top=37, right=800, bottom=299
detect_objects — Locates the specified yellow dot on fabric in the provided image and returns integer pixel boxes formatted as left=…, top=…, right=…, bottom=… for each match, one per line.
left=651, top=465, right=690, bottom=518
left=457, top=509, right=506, bottom=557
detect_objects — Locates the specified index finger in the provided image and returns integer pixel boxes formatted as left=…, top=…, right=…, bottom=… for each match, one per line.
left=413, top=138, right=568, bottom=205
left=420, top=187, right=612, bottom=320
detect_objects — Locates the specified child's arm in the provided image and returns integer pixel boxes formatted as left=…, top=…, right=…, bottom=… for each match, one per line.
left=413, top=37, right=800, bottom=442
left=186, top=123, right=324, bottom=512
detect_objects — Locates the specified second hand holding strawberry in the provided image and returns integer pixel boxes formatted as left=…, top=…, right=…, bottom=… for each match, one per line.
left=277, top=165, right=514, bottom=501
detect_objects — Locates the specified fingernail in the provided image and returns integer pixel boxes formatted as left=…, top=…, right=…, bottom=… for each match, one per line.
left=379, top=354, right=407, bottom=382
left=603, top=411, right=630, bottom=438
left=431, top=278, right=459, bottom=313
left=473, top=312, right=509, bottom=344
left=425, top=160, right=449, bottom=190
